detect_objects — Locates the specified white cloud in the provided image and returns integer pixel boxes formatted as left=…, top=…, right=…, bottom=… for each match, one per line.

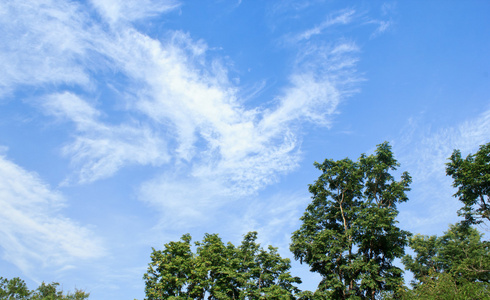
left=293, top=9, right=355, bottom=42
left=131, top=32, right=359, bottom=221
left=0, top=153, right=105, bottom=273
left=0, top=0, right=94, bottom=97
left=1, top=0, right=361, bottom=221
left=42, top=92, right=100, bottom=126
left=42, top=92, right=169, bottom=184
left=90, top=0, right=180, bottom=24
left=89, top=9, right=360, bottom=228
left=365, top=2, right=396, bottom=38
left=367, top=19, right=392, bottom=38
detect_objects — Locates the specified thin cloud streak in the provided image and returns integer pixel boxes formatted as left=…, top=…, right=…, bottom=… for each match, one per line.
left=42, top=92, right=169, bottom=184
left=369, top=20, right=392, bottom=38
left=294, top=9, right=355, bottom=42
left=0, top=0, right=94, bottom=97
left=0, top=154, right=105, bottom=274
left=90, top=0, right=180, bottom=24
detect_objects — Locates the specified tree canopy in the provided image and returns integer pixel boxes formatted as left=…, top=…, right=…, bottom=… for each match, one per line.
left=403, top=223, right=490, bottom=286
left=143, top=231, right=301, bottom=299
left=401, top=223, right=490, bottom=299
left=446, top=142, right=490, bottom=226
left=290, top=142, right=412, bottom=299
left=0, top=277, right=89, bottom=300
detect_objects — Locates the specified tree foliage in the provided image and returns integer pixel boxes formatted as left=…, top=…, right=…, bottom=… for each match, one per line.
left=382, top=271, right=490, bottom=300
left=290, top=142, right=411, bottom=299
left=402, top=223, right=490, bottom=287
left=446, top=142, right=490, bottom=226
left=0, top=277, right=30, bottom=299
left=0, top=277, right=89, bottom=300
left=143, top=231, right=301, bottom=299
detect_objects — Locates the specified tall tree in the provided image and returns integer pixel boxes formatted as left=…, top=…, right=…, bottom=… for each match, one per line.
left=144, top=232, right=301, bottom=300
left=290, top=142, right=411, bottom=299
left=446, top=142, right=490, bottom=226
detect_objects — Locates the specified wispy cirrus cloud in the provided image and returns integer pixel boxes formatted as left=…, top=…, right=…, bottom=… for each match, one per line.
left=1, top=0, right=361, bottom=225
left=0, top=0, right=99, bottom=98
left=134, top=31, right=360, bottom=222
left=0, top=153, right=105, bottom=274
left=367, top=19, right=392, bottom=38
left=89, top=0, right=180, bottom=24
left=41, top=92, right=169, bottom=184
left=365, top=2, right=396, bottom=38
left=293, top=9, right=356, bottom=42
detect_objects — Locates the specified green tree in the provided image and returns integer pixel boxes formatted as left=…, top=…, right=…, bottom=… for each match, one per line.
left=144, top=234, right=196, bottom=299
left=406, top=272, right=490, bottom=300
left=0, top=277, right=31, bottom=299
left=144, top=232, right=301, bottom=299
left=31, top=282, right=89, bottom=300
left=236, top=232, right=301, bottom=299
left=446, top=142, right=490, bottom=226
left=194, top=233, right=241, bottom=299
left=0, top=278, right=89, bottom=300
left=402, top=223, right=490, bottom=288
left=290, top=142, right=411, bottom=300
left=400, top=235, right=440, bottom=285
left=382, top=272, right=490, bottom=300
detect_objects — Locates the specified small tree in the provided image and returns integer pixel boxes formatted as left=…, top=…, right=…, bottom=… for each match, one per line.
left=446, top=142, right=490, bottom=226
left=290, top=142, right=411, bottom=299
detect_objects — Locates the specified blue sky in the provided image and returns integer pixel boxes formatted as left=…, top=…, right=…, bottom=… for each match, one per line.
left=1, top=0, right=489, bottom=299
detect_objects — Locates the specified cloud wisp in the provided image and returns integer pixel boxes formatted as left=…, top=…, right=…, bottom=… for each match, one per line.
left=89, top=0, right=180, bottom=24
left=0, top=0, right=94, bottom=97
left=293, top=9, right=356, bottom=42
left=1, top=0, right=362, bottom=228
left=41, top=92, right=169, bottom=184
left=0, top=153, right=105, bottom=274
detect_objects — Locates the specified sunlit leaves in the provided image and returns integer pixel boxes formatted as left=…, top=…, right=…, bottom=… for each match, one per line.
left=144, top=232, right=301, bottom=299
left=446, top=142, right=490, bottom=225
left=290, top=142, right=411, bottom=299
left=0, top=277, right=89, bottom=300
